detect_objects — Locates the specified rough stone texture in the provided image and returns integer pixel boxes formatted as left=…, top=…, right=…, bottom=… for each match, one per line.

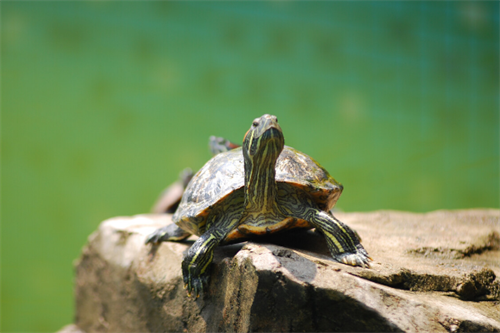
left=58, top=324, right=86, bottom=333
left=71, top=210, right=500, bottom=332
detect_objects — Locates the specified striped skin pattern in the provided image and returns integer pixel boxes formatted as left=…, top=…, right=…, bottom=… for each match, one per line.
left=146, top=114, right=370, bottom=297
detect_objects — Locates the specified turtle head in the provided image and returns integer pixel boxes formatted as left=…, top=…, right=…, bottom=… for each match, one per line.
left=242, top=114, right=284, bottom=211
left=243, top=114, right=284, bottom=161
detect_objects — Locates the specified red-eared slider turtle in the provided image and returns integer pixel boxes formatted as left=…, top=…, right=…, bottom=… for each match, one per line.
left=146, top=114, right=370, bottom=296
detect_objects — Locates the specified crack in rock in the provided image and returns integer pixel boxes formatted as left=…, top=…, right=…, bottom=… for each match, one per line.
left=354, top=268, right=500, bottom=301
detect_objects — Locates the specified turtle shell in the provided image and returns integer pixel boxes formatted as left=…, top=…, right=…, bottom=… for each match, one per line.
left=173, top=146, right=343, bottom=236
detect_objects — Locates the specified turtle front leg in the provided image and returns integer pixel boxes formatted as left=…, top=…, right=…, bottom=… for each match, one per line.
left=182, top=232, right=219, bottom=297
left=182, top=220, right=240, bottom=297
left=145, top=223, right=191, bottom=244
left=293, top=208, right=371, bottom=267
left=182, top=200, right=243, bottom=297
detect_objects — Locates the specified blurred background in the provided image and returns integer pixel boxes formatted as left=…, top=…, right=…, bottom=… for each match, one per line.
left=1, top=1, right=498, bottom=332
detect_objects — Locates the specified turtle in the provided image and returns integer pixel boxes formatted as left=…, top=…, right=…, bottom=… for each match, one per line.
left=146, top=114, right=370, bottom=297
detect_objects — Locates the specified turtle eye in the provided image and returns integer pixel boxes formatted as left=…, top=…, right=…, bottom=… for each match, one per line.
left=252, top=121, right=259, bottom=127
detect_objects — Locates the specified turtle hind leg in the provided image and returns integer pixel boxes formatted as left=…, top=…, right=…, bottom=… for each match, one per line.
left=145, top=223, right=191, bottom=244
left=209, top=136, right=241, bottom=155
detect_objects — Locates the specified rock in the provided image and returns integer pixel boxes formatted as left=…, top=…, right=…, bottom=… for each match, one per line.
left=57, top=324, right=86, bottom=333
left=72, top=210, right=500, bottom=332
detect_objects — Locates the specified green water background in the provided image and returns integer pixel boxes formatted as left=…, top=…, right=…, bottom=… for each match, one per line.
left=2, top=2, right=498, bottom=331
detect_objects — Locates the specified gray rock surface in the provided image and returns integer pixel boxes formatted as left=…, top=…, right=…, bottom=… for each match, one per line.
left=70, top=210, right=500, bottom=332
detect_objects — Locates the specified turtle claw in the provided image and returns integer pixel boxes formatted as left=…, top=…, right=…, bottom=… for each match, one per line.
left=183, top=273, right=208, bottom=298
left=334, top=244, right=371, bottom=268
left=145, top=224, right=191, bottom=245
left=182, top=260, right=210, bottom=298
left=145, top=228, right=167, bottom=245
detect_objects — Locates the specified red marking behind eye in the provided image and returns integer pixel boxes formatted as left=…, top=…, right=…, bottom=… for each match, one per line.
left=243, top=129, right=250, bottom=142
